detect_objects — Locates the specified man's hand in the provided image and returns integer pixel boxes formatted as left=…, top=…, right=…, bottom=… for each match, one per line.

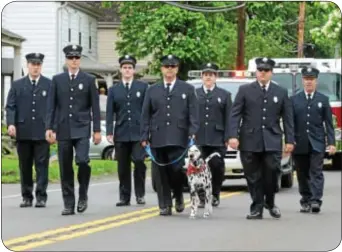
left=7, top=125, right=16, bottom=137
left=327, top=145, right=336, bottom=155
left=106, top=135, right=114, bottom=144
left=45, top=130, right=55, bottom=144
left=93, top=132, right=101, bottom=145
left=284, top=143, right=294, bottom=153
left=141, top=141, right=149, bottom=148
left=189, top=135, right=196, bottom=140
left=228, top=138, right=239, bottom=150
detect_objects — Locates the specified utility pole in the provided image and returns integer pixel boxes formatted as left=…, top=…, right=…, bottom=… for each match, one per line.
left=236, top=1, right=245, bottom=70
left=297, top=2, right=306, bottom=58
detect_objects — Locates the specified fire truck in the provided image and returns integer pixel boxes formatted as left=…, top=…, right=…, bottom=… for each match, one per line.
left=248, top=58, right=342, bottom=169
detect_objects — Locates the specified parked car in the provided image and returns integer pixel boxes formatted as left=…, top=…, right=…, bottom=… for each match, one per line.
left=150, top=70, right=294, bottom=193
left=89, top=121, right=115, bottom=160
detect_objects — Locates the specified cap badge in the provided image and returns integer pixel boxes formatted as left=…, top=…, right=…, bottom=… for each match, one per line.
left=207, top=63, right=211, bottom=67
left=262, top=57, right=268, bottom=62
left=35, top=53, right=39, bottom=57
left=72, top=45, right=77, bottom=50
left=168, top=55, right=173, bottom=59
left=125, top=55, right=129, bottom=59
left=308, top=68, right=312, bottom=72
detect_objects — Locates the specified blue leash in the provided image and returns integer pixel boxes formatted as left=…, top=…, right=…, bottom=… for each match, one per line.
left=144, top=138, right=195, bottom=167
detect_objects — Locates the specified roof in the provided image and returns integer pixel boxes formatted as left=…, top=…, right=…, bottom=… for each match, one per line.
left=1, top=28, right=26, bottom=41
left=85, top=2, right=120, bottom=22
left=66, top=2, right=102, bottom=18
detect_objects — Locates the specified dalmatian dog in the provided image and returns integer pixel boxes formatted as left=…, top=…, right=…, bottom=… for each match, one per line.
left=186, top=145, right=220, bottom=219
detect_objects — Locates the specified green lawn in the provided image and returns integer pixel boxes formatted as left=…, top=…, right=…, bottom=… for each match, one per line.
left=1, top=156, right=152, bottom=183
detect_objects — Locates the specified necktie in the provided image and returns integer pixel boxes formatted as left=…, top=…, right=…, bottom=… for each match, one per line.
left=206, top=89, right=211, bottom=96
left=71, top=74, right=75, bottom=81
left=32, top=80, right=36, bottom=86
left=125, top=83, right=129, bottom=92
left=307, top=93, right=311, bottom=103
left=166, top=83, right=171, bottom=94
left=262, top=84, right=266, bottom=93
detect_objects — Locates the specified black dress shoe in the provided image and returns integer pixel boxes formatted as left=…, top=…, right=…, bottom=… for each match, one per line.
left=311, top=202, right=321, bottom=213
left=35, top=200, right=46, bottom=208
left=269, top=206, right=281, bottom=219
left=77, top=200, right=88, bottom=213
left=116, top=200, right=130, bottom=207
left=212, top=196, right=220, bottom=207
left=175, top=196, right=185, bottom=213
left=136, top=197, right=146, bottom=205
left=300, top=204, right=311, bottom=213
left=20, top=199, right=32, bottom=208
left=159, top=207, right=172, bottom=216
left=61, top=208, right=75, bottom=216
left=246, top=211, right=263, bottom=220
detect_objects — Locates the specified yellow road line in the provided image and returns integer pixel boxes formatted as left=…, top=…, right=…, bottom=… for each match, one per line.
left=6, top=191, right=242, bottom=251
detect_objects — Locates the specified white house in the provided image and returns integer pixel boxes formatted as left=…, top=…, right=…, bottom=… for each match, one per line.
left=2, top=1, right=115, bottom=85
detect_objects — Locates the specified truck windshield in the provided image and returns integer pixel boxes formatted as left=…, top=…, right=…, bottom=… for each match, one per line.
left=295, top=73, right=341, bottom=102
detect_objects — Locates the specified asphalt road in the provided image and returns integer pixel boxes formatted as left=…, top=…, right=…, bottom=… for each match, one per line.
left=1, top=171, right=341, bottom=251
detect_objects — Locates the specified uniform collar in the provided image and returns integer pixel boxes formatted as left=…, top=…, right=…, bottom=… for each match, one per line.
left=122, top=78, right=133, bottom=90
left=202, top=84, right=216, bottom=94
left=258, top=80, right=271, bottom=91
left=28, top=75, right=40, bottom=85
left=164, top=78, right=176, bottom=91
left=69, top=70, right=79, bottom=80
left=304, top=90, right=315, bottom=99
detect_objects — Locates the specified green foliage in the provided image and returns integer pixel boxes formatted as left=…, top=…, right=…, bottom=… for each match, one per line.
left=109, top=1, right=341, bottom=78
left=1, top=118, right=16, bottom=157
left=116, top=2, right=234, bottom=79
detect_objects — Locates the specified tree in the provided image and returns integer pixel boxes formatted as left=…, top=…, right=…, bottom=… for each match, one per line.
left=115, top=2, right=235, bottom=79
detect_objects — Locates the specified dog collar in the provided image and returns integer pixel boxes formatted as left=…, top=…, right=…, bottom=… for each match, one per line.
left=187, top=163, right=206, bottom=175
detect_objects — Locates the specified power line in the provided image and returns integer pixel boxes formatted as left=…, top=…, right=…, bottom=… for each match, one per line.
left=164, top=2, right=246, bottom=13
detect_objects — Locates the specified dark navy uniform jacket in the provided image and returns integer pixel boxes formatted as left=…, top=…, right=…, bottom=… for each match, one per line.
left=46, top=71, right=101, bottom=140
left=6, top=75, right=51, bottom=140
left=196, top=86, right=232, bottom=146
left=140, top=79, right=199, bottom=148
left=106, top=80, right=148, bottom=142
left=229, top=81, right=295, bottom=152
left=292, top=91, right=335, bottom=154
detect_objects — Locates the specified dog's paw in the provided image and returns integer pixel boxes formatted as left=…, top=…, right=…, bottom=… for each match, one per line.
left=203, top=212, right=210, bottom=218
left=189, top=214, right=196, bottom=219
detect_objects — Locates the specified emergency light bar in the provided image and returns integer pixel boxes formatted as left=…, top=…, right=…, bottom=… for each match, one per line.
left=188, top=70, right=256, bottom=79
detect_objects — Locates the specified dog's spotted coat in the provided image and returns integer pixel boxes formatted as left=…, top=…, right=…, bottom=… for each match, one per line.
left=186, top=145, right=219, bottom=219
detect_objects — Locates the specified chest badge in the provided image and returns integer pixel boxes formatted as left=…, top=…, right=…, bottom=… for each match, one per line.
left=182, top=93, right=186, bottom=99
left=78, top=83, right=83, bottom=90
left=318, top=102, right=322, bottom=108
left=42, top=90, right=47, bottom=97
left=217, top=97, right=221, bottom=103
left=136, top=91, right=141, bottom=98
left=273, top=96, right=278, bottom=103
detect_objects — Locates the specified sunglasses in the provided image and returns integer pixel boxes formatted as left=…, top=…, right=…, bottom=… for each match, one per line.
left=257, top=68, right=271, bottom=72
left=67, top=56, right=81, bottom=60
left=163, top=65, right=177, bottom=69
